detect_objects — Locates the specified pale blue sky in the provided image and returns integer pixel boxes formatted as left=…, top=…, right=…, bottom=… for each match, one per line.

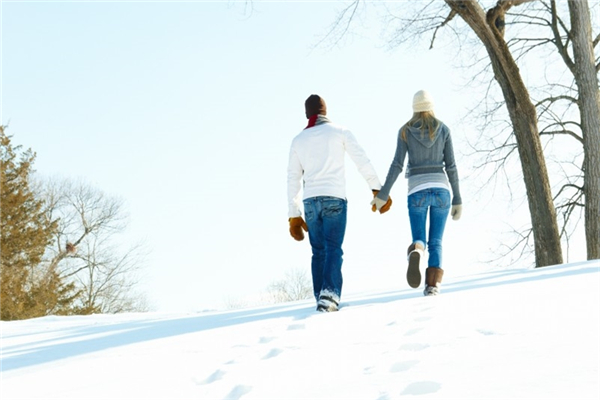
left=2, top=1, right=578, bottom=312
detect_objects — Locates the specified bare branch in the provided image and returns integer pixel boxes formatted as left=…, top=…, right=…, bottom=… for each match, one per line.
left=539, top=129, right=584, bottom=143
left=430, top=9, right=457, bottom=49
left=311, top=0, right=361, bottom=51
left=549, top=0, right=575, bottom=72
left=535, top=95, right=579, bottom=107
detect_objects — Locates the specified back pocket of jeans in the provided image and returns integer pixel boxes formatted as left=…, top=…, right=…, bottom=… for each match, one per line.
left=434, top=191, right=450, bottom=208
left=408, top=192, right=426, bottom=207
left=322, top=199, right=344, bottom=217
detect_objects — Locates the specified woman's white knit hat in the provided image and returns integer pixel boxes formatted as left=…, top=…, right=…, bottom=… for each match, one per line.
left=412, top=90, right=434, bottom=112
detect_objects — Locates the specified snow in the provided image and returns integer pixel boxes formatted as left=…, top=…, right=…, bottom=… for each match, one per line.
left=2, top=260, right=599, bottom=400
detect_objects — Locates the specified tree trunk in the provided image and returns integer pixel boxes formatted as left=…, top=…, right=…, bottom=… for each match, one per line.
left=568, top=0, right=600, bottom=260
left=445, top=0, right=563, bottom=267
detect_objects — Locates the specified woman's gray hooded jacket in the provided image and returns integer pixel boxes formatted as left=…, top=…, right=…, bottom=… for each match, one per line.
left=377, top=121, right=462, bottom=205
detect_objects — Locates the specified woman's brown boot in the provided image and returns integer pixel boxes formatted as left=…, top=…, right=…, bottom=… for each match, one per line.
left=407, top=242, right=425, bottom=288
left=424, top=267, right=444, bottom=296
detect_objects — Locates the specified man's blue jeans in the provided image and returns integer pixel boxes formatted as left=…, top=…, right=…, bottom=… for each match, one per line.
left=303, top=196, right=347, bottom=301
left=407, top=188, right=450, bottom=268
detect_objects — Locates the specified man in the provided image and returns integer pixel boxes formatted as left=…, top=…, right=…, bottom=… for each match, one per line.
left=287, top=94, right=391, bottom=312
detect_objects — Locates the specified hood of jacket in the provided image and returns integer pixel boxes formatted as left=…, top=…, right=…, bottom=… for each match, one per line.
left=405, top=122, right=441, bottom=149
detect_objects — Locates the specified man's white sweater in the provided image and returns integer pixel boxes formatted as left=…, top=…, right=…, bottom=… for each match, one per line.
left=287, top=120, right=381, bottom=218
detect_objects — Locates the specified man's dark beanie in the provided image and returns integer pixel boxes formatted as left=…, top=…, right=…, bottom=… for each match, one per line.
left=305, top=94, right=327, bottom=118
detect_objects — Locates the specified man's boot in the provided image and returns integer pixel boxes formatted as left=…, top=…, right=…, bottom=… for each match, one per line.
left=424, top=267, right=444, bottom=296
left=406, top=242, right=424, bottom=288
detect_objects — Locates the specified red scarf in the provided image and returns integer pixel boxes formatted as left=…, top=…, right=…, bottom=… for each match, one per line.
left=305, top=114, right=318, bottom=129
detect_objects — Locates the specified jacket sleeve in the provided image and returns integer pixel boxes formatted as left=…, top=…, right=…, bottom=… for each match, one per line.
left=377, top=130, right=407, bottom=201
left=343, top=129, right=382, bottom=191
left=443, top=128, right=462, bottom=205
left=287, top=142, right=304, bottom=218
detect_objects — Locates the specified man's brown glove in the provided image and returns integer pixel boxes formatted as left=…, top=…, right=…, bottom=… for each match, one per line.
left=289, top=217, right=308, bottom=241
left=371, top=190, right=392, bottom=214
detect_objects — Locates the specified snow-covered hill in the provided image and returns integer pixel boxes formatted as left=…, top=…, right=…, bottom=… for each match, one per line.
left=2, top=260, right=599, bottom=400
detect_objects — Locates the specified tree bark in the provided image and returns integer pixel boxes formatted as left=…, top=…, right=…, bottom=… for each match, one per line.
left=445, top=0, right=563, bottom=267
left=568, top=0, right=600, bottom=260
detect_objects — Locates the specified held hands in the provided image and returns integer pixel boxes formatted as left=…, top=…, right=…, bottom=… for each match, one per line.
left=371, top=197, right=387, bottom=211
left=288, top=217, right=308, bottom=241
left=451, top=204, right=462, bottom=221
left=371, top=190, right=392, bottom=214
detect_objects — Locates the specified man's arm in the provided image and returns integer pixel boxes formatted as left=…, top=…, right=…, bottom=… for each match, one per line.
left=287, top=144, right=304, bottom=218
left=343, top=129, right=382, bottom=190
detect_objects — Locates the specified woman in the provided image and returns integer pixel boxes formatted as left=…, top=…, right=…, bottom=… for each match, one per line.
left=372, top=90, right=462, bottom=296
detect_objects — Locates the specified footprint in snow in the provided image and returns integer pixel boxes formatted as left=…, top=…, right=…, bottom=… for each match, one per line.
left=403, top=327, right=423, bottom=336
left=259, top=336, right=275, bottom=344
left=375, top=392, right=392, bottom=400
left=399, top=343, right=430, bottom=352
left=223, top=384, right=252, bottom=400
left=389, top=360, right=420, bottom=373
left=262, top=348, right=284, bottom=359
left=199, top=369, right=226, bottom=385
left=400, top=381, right=441, bottom=396
left=287, top=323, right=305, bottom=331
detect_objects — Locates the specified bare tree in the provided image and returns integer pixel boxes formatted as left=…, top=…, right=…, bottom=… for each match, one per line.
left=40, top=177, right=148, bottom=314
left=452, top=0, right=599, bottom=260
left=223, top=268, right=312, bottom=309
left=564, top=0, right=600, bottom=259
left=321, top=0, right=600, bottom=265
left=267, top=268, right=312, bottom=303
left=444, top=0, right=564, bottom=267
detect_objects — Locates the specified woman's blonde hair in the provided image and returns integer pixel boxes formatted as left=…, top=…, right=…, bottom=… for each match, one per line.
left=401, top=111, right=440, bottom=142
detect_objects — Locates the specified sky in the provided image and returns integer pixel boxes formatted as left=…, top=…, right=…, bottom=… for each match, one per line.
left=1, top=1, right=589, bottom=312
left=1, top=260, right=599, bottom=399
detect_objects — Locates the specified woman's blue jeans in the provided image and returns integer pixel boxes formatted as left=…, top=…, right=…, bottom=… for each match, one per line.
left=303, top=196, right=347, bottom=301
left=407, top=188, right=450, bottom=268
